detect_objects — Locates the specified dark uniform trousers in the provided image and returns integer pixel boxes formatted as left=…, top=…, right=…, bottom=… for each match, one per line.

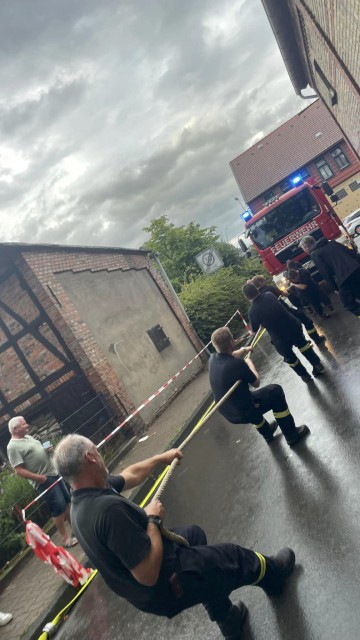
left=150, top=525, right=279, bottom=624
left=272, top=327, right=321, bottom=378
left=239, top=384, right=300, bottom=443
left=339, top=268, right=360, bottom=316
left=284, top=305, right=323, bottom=344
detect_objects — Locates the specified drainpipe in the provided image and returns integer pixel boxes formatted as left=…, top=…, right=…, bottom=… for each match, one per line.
left=151, top=253, right=191, bottom=323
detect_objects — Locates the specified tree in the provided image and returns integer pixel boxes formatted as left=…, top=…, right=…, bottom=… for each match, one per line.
left=179, top=257, right=267, bottom=342
left=143, top=216, right=243, bottom=291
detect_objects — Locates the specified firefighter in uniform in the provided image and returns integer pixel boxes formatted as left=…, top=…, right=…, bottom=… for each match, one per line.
left=54, top=434, right=297, bottom=640
left=250, top=275, right=326, bottom=346
left=243, top=283, right=324, bottom=382
left=209, top=327, right=310, bottom=446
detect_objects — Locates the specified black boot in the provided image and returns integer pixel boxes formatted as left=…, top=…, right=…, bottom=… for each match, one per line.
left=286, top=425, right=310, bottom=447
left=313, top=334, right=326, bottom=345
left=217, top=602, right=248, bottom=640
left=258, top=548, right=295, bottom=596
left=263, top=421, right=279, bottom=444
left=256, top=419, right=278, bottom=443
left=312, top=362, right=325, bottom=377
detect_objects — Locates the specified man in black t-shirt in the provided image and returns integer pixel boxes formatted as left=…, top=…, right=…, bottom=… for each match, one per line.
left=54, top=435, right=297, bottom=640
left=209, top=327, right=309, bottom=446
left=243, top=283, right=324, bottom=381
left=251, top=275, right=325, bottom=346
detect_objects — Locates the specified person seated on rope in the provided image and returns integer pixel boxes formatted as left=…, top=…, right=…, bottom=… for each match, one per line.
left=54, top=435, right=296, bottom=640
left=209, top=326, right=310, bottom=446
left=251, top=275, right=325, bottom=346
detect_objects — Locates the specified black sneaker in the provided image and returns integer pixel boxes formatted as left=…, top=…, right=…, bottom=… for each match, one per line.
left=314, top=334, right=326, bottom=344
left=260, top=548, right=296, bottom=596
left=312, top=362, right=325, bottom=377
left=217, top=602, right=248, bottom=639
left=287, top=425, right=310, bottom=447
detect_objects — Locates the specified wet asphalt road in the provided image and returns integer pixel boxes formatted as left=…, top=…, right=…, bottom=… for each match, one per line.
left=55, top=297, right=360, bottom=640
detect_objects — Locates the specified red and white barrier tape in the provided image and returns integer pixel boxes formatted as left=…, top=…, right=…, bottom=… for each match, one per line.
left=22, top=308, right=248, bottom=517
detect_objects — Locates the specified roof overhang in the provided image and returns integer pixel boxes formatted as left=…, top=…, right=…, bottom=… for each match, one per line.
left=261, top=0, right=310, bottom=94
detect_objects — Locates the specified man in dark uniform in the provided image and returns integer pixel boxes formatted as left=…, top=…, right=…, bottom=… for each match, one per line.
left=209, top=327, right=310, bottom=446
left=251, top=275, right=326, bottom=345
left=286, top=268, right=332, bottom=318
left=54, top=435, right=296, bottom=640
left=299, top=235, right=360, bottom=317
left=285, top=261, right=333, bottom=314
left=243, top=282, right=324, bottom=381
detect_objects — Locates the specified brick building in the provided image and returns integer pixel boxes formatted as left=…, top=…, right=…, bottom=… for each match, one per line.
left=261, top=0, right=360, bottom=158
left=0, top=243, right=204, bottom=457
left=230, top=100, right=360, bottom=219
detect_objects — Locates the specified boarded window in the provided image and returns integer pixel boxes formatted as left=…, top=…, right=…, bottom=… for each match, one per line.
left=146, top=325, right=170, bottom=352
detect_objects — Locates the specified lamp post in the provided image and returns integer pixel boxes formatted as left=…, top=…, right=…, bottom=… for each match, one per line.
left=234, top=196, right=246, bottom=212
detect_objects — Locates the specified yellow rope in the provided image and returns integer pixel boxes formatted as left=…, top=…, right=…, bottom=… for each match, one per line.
left=37, top=326, right=266, bottom=638
left=152, top=326, right=265, bottom=503
left=37, top=569, right=98, bottom=640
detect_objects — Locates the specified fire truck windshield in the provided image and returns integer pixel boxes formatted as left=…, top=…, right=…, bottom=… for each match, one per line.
left=248, top=189, right=321, bottom=250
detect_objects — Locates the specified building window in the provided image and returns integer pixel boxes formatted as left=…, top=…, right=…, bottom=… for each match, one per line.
left=335, top=189, right=347, bottom=200
left=349, top=180, right=360, bottom=192
left=331, top=147, right=350, bottom=170
left=280, top=179, right=292, bottom=194
left=315, top=158, right=333, bottom=180
left=299, top=167, right=310, bottom=179
left=263, top=189, right=275, bottom=203
left=146, top=324, right=170, bottom=352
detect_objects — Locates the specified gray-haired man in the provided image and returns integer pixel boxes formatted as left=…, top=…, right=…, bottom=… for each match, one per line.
left=299, top=235, right=360, bottom=317
left=7, top=416, right=77, bottom=548
left=54, top=434, right=296, bottom=640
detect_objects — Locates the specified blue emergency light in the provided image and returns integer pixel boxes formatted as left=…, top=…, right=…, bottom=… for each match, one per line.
left=241, top=210, right=252, bottom=222
left=291, top=175, right=303, bottom=186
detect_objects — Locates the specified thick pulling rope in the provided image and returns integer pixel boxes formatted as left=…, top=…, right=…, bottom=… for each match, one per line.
left=153, top=327, right=265, bottom=546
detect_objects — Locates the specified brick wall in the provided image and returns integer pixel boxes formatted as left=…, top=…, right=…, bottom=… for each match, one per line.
left=7, top=248, right=204, bottom=432
left=291, top=0, right=360, bottom=157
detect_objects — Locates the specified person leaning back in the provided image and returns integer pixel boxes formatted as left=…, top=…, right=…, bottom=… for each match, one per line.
left=54, top=434, right=297, bottom=640
left=209, top=327, right=310, bottom=447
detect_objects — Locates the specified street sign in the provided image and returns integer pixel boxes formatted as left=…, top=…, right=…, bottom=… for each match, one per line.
left=195, top=247, right=224, bottom=274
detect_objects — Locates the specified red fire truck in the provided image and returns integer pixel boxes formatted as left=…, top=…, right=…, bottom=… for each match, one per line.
left=244, top=178, right=348, bottom=280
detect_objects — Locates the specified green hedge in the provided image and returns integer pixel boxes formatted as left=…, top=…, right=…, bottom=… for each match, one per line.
left=179, top=258, right=267, bottom=342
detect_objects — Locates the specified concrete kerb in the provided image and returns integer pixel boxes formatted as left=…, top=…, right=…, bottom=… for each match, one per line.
left=24, top=390, right=214, bottom=640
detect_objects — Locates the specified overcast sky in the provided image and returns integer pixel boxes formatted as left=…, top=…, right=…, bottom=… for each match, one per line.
left=0, top=0, right=307, bottom=248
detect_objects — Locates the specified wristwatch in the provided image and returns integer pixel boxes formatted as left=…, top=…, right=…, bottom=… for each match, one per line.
left=148, top=515, right=162, bottom=528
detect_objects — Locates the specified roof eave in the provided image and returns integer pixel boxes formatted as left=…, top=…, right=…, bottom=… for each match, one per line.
left=261, top=0, right=310, bottom=94
left=0, top=242, right=151, bottom=257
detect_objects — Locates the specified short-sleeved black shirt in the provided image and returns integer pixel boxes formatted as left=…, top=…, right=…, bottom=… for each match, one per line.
left=298, top=268, right=319, bottom=298
left=248, top=291, right=300, bottom=341
left=71, top=475, right=160, bottom=608
left=208, top=353, right=257, bottom=422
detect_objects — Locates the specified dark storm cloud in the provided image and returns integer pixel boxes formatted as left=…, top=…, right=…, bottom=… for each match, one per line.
left=0, top=0, right=303, bottom=248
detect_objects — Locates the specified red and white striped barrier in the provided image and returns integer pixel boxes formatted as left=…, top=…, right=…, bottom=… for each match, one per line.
left=23, top=308, right=248, bottom=517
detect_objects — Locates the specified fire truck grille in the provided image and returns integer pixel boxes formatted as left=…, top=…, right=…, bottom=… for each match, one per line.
left=275, top=229, right=323, bottom=265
